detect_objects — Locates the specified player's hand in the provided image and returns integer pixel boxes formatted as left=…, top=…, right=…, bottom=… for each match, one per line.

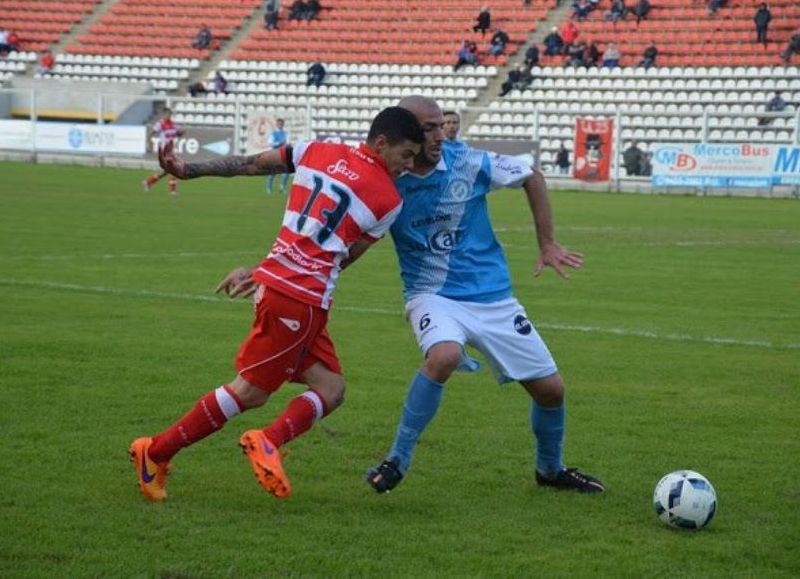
left=158, top=140, right=187, bottom=179
left=216, top=267, right=256, bottom=298
left=535, top=242, right=584, bottom=280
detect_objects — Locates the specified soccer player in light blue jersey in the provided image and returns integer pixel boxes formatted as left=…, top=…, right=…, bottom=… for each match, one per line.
left=365, top=95, right=605, bottom=494
left=266, top=118, right=290, bottom=194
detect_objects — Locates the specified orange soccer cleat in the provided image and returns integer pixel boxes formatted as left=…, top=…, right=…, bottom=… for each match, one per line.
left=239, top=430, right=292, bottom=498
left=129, top=437, right=171, bottom=501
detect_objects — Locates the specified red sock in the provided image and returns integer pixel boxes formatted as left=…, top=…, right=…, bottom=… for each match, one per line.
left=146, top=174, right=160, bottom=186
left=263, top=390, right=328, bottom=448
left=149, top=385, right=243, bottom=463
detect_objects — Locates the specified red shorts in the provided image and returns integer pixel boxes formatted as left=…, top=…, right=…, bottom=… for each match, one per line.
left=235, top=285, right=342, bottom=392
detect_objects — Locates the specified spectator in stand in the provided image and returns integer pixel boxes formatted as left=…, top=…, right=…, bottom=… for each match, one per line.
left=555, top=144, right=571, bottom=175
left=264, top=5, right=280, bottom=29
left=0, top=28, right=19, bottom=54
left=288, top=0, right=307, bottom=21
left=304, top=0, right=321, bottom=20
left=35, top=50, right=55, bottom=75
left=473, top=6, right=491, bottom=36
left=571, top=0, right=591, bottom=21
left=6, top=30, right=20, bottom=53
left=585, top=41, right=601, bottom=66
left=489, top=29, right=510, bottom=56
left=781, top=30, right=800, bottom=62
left=759, top=90, right=788, bottom=125
left=605, top=0, right=627, bottom=22
left=212, top=71, right=229, bottom=94
left=454, top=40, right=479, bottom=71
left=561, top=20, right=579, bottom=51
left=192, top=25, right=212, bottom=50
left=524, top=44, right=540, bottom=67
left=566, top=41, right=587, bottom=67
left=638, top=42, right=658, bottom=68
left=623, top=141, right=644, bottom=176
left=188, top=80, right=208, bottom=97
left=306, top=61, right=326, bottom=87
left=707, top=0, right=726, bottom=15
left=633, top=0, right=650, bottom=24
left=601, top=42, right=621, bottom=67
left=543, top=27, right=564, bottom=56
left=754, top=3, right=771, bottom=48
left=587, top=0, right=601, bottom=12
left=499, top=65, right=522, bottom=96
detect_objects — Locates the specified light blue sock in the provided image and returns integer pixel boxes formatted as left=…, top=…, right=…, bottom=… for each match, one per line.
left=388, top=371, right=444, bottom=474
left=531, top=401, right=565, bottom=477
left=280, top=173, right=289, bottom=192
left=266, top=174, right=274, bottom=193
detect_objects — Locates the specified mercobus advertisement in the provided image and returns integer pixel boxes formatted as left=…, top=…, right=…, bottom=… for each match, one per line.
left=652, top=143, right=800, bottom=188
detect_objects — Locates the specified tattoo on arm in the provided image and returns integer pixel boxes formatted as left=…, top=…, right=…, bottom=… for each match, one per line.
left=184, top=154, right=286, bottom=178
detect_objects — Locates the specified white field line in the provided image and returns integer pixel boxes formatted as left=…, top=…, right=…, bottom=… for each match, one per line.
left=1, top=278, right=797, bottom=351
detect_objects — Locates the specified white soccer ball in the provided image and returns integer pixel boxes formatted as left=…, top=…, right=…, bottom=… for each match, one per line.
left=653, top=470, right=717, bottom=530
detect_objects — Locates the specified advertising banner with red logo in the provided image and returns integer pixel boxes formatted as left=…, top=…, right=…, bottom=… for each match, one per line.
left=573, top=117, right=614, bottom=182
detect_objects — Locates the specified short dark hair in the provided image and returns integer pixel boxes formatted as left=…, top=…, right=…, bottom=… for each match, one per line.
left=443, top=110, right=460, bottom=119
left=367, top=106, right=425, bottom=146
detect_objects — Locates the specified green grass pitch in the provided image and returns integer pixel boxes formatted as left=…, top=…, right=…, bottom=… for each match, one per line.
left=1, top=161, right=798, bottom=577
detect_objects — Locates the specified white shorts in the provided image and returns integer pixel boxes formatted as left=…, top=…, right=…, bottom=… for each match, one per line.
left=405, top=294, right=558, bottom=384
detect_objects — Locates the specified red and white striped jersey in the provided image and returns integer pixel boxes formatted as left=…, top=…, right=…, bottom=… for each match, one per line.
left=152, top=118, right=180, bottom=148
left=253, top=141, right=403, bottom=310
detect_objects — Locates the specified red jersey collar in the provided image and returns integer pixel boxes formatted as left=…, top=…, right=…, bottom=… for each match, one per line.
left=357, top=143, right=389, bottom=174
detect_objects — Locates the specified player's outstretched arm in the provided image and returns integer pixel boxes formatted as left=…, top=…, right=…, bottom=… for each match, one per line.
left=159, top=141, right=290, bottom=180
left=522, top=169, right=584, bottom=280
left=216, top=266, right=257, bottom=298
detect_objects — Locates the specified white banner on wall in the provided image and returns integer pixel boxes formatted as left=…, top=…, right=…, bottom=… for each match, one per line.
left=0, top=120, right=146, bottom=155
left=652, top=143, right=800, bottom=188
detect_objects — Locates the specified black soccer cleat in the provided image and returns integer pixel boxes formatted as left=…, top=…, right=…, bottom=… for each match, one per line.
left=536, top=467, right=606, bottom=494
left=366, top=458, right=404, bottom=494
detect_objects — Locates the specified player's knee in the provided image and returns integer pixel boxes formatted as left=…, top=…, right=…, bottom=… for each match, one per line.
left=524, top=373, right=565, bottom=406
left=424, top=342, right=462, bottom=382
left=302, top=363, right=345, bottom=412
left=229, top=376, right=270, bottom=409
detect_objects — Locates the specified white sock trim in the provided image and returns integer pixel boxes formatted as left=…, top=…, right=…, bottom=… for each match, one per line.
left=215, top=386, right=242, bottom=420
left=301, top=390, right=324, bottom=423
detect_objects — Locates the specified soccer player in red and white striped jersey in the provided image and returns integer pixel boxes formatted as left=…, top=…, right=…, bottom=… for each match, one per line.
left=142, top=108, right=185, bottom=195
left=129, top=106, right=424, bottom=501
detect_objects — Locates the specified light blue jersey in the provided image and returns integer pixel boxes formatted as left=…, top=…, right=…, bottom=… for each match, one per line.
left=391, top=140, right=533, bottom=303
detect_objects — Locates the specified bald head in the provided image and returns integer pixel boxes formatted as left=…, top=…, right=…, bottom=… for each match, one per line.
left=397, top=95, right=445, bottom=172
left=398, top=95, right=441, bottom=119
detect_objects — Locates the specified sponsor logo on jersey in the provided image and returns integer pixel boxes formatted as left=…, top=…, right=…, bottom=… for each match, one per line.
left=429, top=229, right=461, bottom=253
left=514, top=314, right=532, bottom=335
left=494, top=159, right=525, bottom=176
left=411, top=214, right=451, bottom=228
left=271, top=243, right=325, bottom=271
left=446, top=178, right=471, bottom=200
left=327, top=159, right=360, bottom=181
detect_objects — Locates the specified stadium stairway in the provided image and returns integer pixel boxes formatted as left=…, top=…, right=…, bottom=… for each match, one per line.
left=461, top=0, right=576, bottom=131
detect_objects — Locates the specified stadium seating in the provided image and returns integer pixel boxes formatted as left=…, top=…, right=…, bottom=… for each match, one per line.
left=66, top=0, right=259, bottom=60
left=476, top=64, right=799, bottom=171
left=0, top=0, right=103, bottom=53
left=230, top=0, right=553, bottom=65
left=46, top=53, right=200, bottom=92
